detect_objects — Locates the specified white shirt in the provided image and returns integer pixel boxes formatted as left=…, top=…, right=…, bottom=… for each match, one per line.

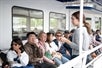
left=7, top=50, right=29, bottom=67
left=58, top=41, right=63, bottom=50
left=45, top=42, right=58, bottom=54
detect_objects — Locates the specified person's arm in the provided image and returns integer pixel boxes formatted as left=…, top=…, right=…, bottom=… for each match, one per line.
left=7, top=51, right=14, bottom=63
left=43, top=56, right=55, bottom=64
left=93, top=36, right=101, bottom=45
left=60, top=37, right=79, bottom=50
left=61, top=27, right=89, bottom=51
left=14, top=47, right=29, bottom=66
left=19, top=51, right=29, bottom=66
left=66, top=50, right=71, bottom=56
left=43, top=43, right=55, bottom=64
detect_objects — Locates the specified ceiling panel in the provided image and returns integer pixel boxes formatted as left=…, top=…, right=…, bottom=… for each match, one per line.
left=56, top=0, right=78, bottom=2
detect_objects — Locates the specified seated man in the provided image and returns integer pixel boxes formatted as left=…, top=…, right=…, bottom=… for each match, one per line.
left=24, top=32, right=56, bottom=68
left=53, top=31, right=71, bottom=60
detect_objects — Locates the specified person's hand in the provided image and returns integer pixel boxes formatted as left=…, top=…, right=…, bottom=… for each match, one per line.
left=51, top=61, right=55, bottom=64
left=66, top=51, right=70, bottom=56
left=16, top=49, right=21, bottom=56
left=60, top=37, right=69, bottom=42
left=91, top=53, right=97, bottom=59
left=60, top=36, right=71, bottom=44
left=4, top=65, right=10, bottom=68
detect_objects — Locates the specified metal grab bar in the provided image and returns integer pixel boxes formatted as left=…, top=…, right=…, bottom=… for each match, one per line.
left=58, top=44, right=102, bottom=68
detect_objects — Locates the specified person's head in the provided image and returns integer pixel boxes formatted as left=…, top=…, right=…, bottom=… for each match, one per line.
left=38, top=31, right=47, bottom=42
left=71, top=11, right=91, bottom=34
left=10, top=38, right=24, bottom=52
left=26, top=32, right=38, bottom=44
left=96, top=29, right=101, bottom=35
left=46, top=32, right=54, bottom=43
left=55, top=31, right=63, bottom=41
left=69, top=29, right=75, bottom=35
left=71, top=11, right=80, bottom=26
left=64, top=30, right=69, bottom=38
left=70, top=29, right=75, bottom=33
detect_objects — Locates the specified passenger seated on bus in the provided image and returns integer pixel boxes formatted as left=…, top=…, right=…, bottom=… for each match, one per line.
left=64, top=30, right=75, bottom=41
left=63, top=30, right=70, bottom=39
left=89, top=30, right=102, bottom=58
left=69, top=29, right=75, bottom=41
left=53, top=31, right=71, bottom=60
left=95, top=30, right=102, bottom=42
left=38, top=31, right=56, bottom=65
left=59, top=11, right=91, bottom=59
left=7, top=38, right=34, bottom=68
left=63, top=30, right=74, bottom=57
left=45, top=32, right=69, bottom=66
left=24, top=32, right=56, bottom=68
left=90, top=30, right=101, bottom=46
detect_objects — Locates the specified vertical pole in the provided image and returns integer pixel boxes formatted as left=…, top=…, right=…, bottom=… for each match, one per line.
left=69, top=10, right=71, bottom=31
left=79, top=0, right=86, bottom=68
left=79, top=0, right=84, bottom=55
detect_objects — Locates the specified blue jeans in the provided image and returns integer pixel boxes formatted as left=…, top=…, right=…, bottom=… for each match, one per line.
left=53, top=56, right=69, bottom=66
left=61, top=56, right=69, bottom=63
left=62, top=54, right=71, bottom=60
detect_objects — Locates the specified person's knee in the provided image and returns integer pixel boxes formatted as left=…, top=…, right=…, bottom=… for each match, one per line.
left=61, top=56, right=69, bottom=64
left=53, top=58, right=62, bottom=66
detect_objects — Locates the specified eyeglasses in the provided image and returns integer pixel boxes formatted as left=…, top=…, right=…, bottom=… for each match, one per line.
left=56, top=35, right=62, bottom=37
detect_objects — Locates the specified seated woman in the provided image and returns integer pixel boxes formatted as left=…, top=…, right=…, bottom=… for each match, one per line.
left=45, top=32, right=69, bottom=66
left=7, top=38, right=34, bottom=68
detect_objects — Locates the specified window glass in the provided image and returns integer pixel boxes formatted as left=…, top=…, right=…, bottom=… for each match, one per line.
left=30, top=18, right=43, bottom=33
left=12, top=6, right=43, bottom=40
left=95, top=17, right=101, bottom=30
left=49, top=12, right=66, bottom=32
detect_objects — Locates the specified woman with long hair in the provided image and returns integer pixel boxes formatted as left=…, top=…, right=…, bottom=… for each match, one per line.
left=60, top=11, right=91, bottom=59
left=45, top=32, right=69, bottom=66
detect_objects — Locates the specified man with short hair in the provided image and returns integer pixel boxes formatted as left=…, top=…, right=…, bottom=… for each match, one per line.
left=24, top=32, right=56, bottom=68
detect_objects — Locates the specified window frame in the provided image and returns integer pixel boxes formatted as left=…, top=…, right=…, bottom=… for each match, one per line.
left=12, top=6, right=44, bottom=40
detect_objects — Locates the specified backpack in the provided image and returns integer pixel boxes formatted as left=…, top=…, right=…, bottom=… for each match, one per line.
left=0, top=52, right=10, bottom=68
left=0, top=52, right=7, bottom=63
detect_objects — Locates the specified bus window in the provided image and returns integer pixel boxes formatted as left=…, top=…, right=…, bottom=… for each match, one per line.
left=49, top=12, right=66, bottom=32
left=95, top=17, right=101, bottom=30
left=12, top=6, right=44, bottom=40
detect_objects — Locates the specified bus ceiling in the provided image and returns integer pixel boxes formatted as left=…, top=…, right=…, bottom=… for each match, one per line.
left=56, top=0, right=77, bottom=2
left=57, top=0, right=102, bottom=13
left=56, top=0, right=102, bottom=6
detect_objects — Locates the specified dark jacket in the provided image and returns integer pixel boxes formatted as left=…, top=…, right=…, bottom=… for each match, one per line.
left=24, top=42, right=43, bottom=65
